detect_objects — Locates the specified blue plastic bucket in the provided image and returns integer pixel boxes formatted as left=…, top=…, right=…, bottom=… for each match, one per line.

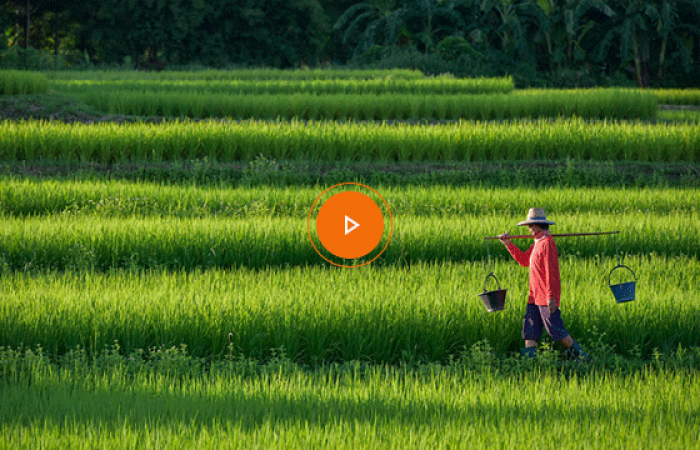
left=607, top=264, right=637, bottom=303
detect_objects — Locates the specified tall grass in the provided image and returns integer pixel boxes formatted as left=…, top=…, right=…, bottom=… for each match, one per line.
left=0, top=256, right=698, bottom=360
left=0, top=211, right=697, bottom=270
left=0, top=70, right=49, bottom=95
left=658, top=109, right=700, bottom=123
left=68, top=89, right=656, bottom=120
left=2, top=118, right=695, bottom=164
left=52, top=77, right=514, bottom=96
left=651, top=88, right=700, bottom=105
left=1, top=180, right=698, bottom=218
left=1, top=351, right=697, bottom=449
left=45, top=68, right=427, bottom=81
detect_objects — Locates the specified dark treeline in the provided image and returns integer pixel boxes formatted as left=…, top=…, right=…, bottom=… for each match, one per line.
left=1, top=0, right=699, bottom=87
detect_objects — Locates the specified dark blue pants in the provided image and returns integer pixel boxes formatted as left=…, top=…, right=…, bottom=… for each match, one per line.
left=522, top=304, right=569, bottom=342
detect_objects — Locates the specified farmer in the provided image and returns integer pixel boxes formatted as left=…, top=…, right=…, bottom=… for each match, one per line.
left=498, top=208, right=589, bottom=361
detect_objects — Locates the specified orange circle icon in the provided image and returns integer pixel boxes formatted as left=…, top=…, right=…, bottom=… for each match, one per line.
left=307, top=183, right=393, bottom=268
left=316, top=191, right=384, bottom=260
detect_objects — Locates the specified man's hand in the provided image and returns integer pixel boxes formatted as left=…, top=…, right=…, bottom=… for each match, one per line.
left=547, top=298, right=557, bottom=313
left=498, top=231, right=512, bottom=246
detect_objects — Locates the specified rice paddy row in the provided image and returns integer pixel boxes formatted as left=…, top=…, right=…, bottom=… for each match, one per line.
left=51, top=76, right=514, bottom=96
left=0, top=210, right=696, bottom=272
left=0, top=70, right=49, bottom=95
left=658, top=109, right=700, bottom=123
left=2, top=354, right=697, bottom=450
left=3, top=118, right=697, bottom=164
left=65, top=89, right=657, bottom=120
left=45, top=68, right=427, bottom=81
left=1, top=256, right=697, bottom=361
left=3, top=69, right=697, bottom=450
left=3, top=181, right=697, bottom=218
left=651, top=88, right=700, bottom=105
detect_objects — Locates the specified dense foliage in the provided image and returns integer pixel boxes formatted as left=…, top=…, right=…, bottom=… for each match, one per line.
left=1, top=0, right=699, bottom=87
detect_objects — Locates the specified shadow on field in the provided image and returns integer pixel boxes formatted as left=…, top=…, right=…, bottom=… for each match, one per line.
left=1, top=376, right=692, bottom=432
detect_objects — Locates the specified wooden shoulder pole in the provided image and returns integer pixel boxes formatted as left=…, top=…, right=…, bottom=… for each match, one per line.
left=483, top=231, right=620, bottom=240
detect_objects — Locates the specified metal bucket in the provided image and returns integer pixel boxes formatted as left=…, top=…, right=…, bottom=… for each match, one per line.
left=478, top=272, right=507, bottom=312
left=607, top=264, right=637, bottom=303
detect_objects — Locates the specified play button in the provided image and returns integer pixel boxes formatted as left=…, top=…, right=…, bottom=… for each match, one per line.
left=345, top=215, right=360, bottom=235
left=314, top=190, right=385, bottom=260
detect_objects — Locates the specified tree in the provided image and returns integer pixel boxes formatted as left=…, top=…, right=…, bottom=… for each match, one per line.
left=389, top=0, right=468, bottom=54
left=476, top=0, right=536, bottom=57
left=528, top=0, right=615, bottom=74
left=226, top=0, right=329, bottom=67
left=334, top=0, right=400, bottom=57
left=596, top=0, right=700, bottom=86
left=655, top=0, right=700, bottom=82
left=3, top=0, right=49, bottom=49
left=0, top=3, right=13, bottom=51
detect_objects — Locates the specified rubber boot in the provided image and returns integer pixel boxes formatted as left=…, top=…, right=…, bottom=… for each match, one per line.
left=521, top=347, right=536, bottom=359
left=567, top=340, right=590, bottom=362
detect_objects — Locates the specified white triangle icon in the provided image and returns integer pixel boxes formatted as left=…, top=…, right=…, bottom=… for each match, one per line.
left=345, top=215, right=360, bottom=235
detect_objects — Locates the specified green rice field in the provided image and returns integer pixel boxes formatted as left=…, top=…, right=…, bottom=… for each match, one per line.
left=58, top=89, right=658, bottom=120
left=1, top=68, right=699, bottom=449
left=658, top=109, right=700, bottom=123
left=1, top=180, right=698, bottom=360
left=3, top=118, right=698, bottom=163
left=51, top=76, right=515, bottom=96
left=1, top=351, right=698, bottom=450
left=1, top=256, right=698, bottom=361
left=0, top=70, right=49, bottom=95
left=45, top=68, right=428, bottom=81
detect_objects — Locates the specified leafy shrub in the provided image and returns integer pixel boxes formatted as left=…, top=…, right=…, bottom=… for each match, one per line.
left=436, top=36, right=480, bottom=62
left=546, top=68, right=599, bottom=88
left=0, top=46, right=68, bottom=71
left=349, top=43, right=539, bottom=83
left=351, top=45, right=456, bottom=76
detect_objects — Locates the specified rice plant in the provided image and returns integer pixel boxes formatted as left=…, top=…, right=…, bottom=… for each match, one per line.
left=651, top=88, right=700, bottom=105
left=45, top=68, right=427, bottom=81
left=51, top=76, right=514, bottom=96
left=1, top=180, right=698, bottom=218
left=0, top=253, right=696, bottom=361
left=0, top=209, right=697, bottom=271
left=0, top=70, right=49, bottom=95
left=66, top=89, right=656, bottom=120
left=1, top=349, right=697, bottom=450
left=3, top=68, right=697, bottom=450
left=2, top=117, right=696, bottom=164
left=658, top=109, right=700, bottom=124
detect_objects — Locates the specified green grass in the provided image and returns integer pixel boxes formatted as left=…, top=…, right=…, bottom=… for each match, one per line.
left=1, top=255, right=697, bottom=361
left=64, top=89, right=657, bottom=120
left=3, top=117, right=697, bottom=164
left=0, top=93, right=119, bottom=122
left=51, top=76, right=514, bottom=96
left=1, top=347, right=698, bottom=450
left=1, top=181, right=695, bottom=362
left=658, top=109, right=700, bottom=124
left=0, top=211, right=697, bottom=271
left=652, top=88, right=700, bottom=105
left=44, top=68, right=427, bottom=81
left=3, top=70, right=698, bottom=450
left=2, top=180, right=698, bottom=217
left=0, top=70, right=49, bottom=95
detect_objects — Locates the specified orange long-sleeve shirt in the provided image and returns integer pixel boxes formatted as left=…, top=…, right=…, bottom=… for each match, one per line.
left=505, top=231, right=561, bottom=307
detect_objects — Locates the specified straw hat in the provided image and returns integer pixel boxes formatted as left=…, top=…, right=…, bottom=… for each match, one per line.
left=517, top=208, right=556, bottom=226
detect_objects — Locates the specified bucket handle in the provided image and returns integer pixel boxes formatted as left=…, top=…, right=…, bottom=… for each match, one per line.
left=483, top=271, right=502, bottom=292
left=607, top=264, right=637, bottom=286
